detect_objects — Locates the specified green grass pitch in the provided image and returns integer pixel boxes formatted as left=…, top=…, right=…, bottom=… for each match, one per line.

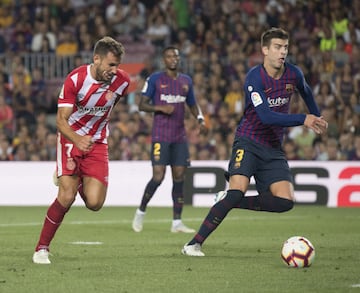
left=0, top=205, right=359, bottom=293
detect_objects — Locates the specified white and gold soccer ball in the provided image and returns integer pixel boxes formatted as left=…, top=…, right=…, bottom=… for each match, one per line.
left=281, top=236, right=315, bottom=268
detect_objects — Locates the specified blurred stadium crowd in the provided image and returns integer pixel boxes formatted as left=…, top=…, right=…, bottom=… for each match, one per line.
left=0, top=0, right=359, bottom=162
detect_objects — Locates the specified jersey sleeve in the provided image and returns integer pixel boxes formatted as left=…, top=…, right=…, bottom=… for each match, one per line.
left=115, top=69, right=130, bottom=96
left=293, top=65, right=321, bottom=116
left=58, top=74, right=77, bottom=108
left=245, top=69, right=306, bottom=127
left=185, top=76, right=196, bottom=107
left=141, top=74, right=156, bottom=102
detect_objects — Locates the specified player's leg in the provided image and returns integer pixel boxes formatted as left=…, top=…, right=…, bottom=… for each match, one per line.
left=33, top=134, right=79, bottom=264
left=139, top=164, right=165, bottom=212
left=170, top=165, right=195, bottom=233
left=78, top=143, right=109, bottom=210
left=132, top=142, right=168, bottom=232
left=81, top=176, right=107, bottom=211
left=233, top=150, right=294, bottom=212
left=33, top=175, right=78, bottom=264
left=169, top=143, right=194, bottom=233
left=182, top=140, right=252, bottom=256
left=233, top=181, right=294, bottom=212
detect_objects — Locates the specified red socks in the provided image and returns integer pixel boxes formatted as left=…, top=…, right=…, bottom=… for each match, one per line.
left=35, top=198, right=69, bottom=251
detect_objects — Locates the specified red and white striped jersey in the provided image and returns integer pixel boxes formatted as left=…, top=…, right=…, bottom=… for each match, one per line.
left=58, top=64, right=130, bottom=144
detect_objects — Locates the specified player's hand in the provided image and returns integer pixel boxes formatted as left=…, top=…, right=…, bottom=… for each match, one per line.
left=304, top=115, right=328, bottom=134
left=199, top=120, right=208, bottom=135
left=76, top=135, right=94, bottom=152
left=158, top=105, right=175, bottom=115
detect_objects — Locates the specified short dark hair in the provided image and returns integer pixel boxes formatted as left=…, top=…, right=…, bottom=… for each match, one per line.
left=162, top=46, right=179, bottom=56
left=261, top=27, right=289, bottom=47
left=93, top=36, right=125, bottom=61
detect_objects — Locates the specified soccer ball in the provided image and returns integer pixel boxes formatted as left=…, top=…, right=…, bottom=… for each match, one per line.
left=281, top=236, right=315, bottom=268
left=214, top=190, right=227, bottom=203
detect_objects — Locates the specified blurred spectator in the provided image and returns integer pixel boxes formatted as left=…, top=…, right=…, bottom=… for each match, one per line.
left=30, top=67, right=47, bottom=109
left=0, top=94, right=14, bottom=138
left=31, top=20, right=57, bottom=53
left=0, top=0, right=359, bottom=162
left=289, top=126, right=317, bottom=159
left=0, top=30, right=7, bottom=54
left=224, top=79, right=244, bottom=115
left=0, top=3, right=13, bottom=29
left=343, top=21, right=360, bottom=45
left=283, top=139, right=300, bottom=160
left=56, top=30, right=78, bottom=56
left=321, top=137, right=344, bottom=160
left=347, top=132, right=360, bottom=160
left=338, top=131, right=354, bottom=159
left=146, top=12, right=171, bottom=51
left=313, top=79, right=340, bottom=111
left=106, top=0, right=130, bottom=35
left=55, top=0, right=76, bottom=28
left=0, top=132, right=13, bottom=160
left=332, top=8, right=349, bottom=37
left=318, top=18, right=337, bottom=52
left=335, top=63, right=356, bottom=107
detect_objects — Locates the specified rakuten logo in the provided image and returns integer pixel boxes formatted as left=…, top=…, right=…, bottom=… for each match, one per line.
left=267, top=97, right=289, bottom=107
left=160, top=94, right=186, bottom=103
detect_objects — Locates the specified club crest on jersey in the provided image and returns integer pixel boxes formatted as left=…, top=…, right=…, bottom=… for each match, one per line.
left=105, top=90, right=114, bottom=101
left=251, top=92, right=263, bottom=107
left=66, top=158, right=76, bottom=171
left=285, top=84, right=294, bottom=93
left=182, top=84, right=189, bottom=93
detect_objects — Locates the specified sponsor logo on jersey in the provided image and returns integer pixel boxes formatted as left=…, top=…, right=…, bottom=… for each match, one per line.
left=251, top=92, right=263, bottom=107
left=77, top=104, right=110, bottom=116
left=160, top=84, right=168, bottom=88
left=160, top=94, right=186, bottom=103
left=267, top=96, right=290, bottom=107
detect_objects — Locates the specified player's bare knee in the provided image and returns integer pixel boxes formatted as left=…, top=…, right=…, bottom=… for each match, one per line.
left=84, top=198, right=104, bottom=211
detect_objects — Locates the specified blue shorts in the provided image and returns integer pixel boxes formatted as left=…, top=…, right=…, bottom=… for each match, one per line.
left=227, top=137, right=293, bottom=192
left=151, top=142, right=190, bottom=166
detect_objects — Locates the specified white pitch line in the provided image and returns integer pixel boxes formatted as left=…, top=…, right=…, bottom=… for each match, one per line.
left=0, top=215, right=302, bottom=228
left=350, top=284, right=360, bottom=288
left=69, top=241, right=103, bottom=245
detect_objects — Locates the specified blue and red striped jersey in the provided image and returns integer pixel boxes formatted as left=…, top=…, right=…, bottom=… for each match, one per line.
left=142, top=71, right=196, bottom=143
left=236, top=62, right=320, bottom=148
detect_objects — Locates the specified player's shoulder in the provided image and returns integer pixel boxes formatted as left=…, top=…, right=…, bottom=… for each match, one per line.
left=178, top=72, right=192, bottom=81
left=245, top=65, right=263, bottom=84
left=284, top=62, right=303, bottom=76
left=116, top=68, right=131, bottom=82
left=67, top=64, right=87, bottom=77
left=150, top=71, right=165, bottom=78
left=145, top=71, right=164, bottom=83
left=247, top=64, right=262, bottom=77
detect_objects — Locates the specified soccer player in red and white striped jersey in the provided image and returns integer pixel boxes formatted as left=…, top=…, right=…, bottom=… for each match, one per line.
left=33, top=36, right=130, bottom=264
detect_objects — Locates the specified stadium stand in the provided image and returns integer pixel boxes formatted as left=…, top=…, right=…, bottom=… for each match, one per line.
left=0, top=0, right=359, bottom=161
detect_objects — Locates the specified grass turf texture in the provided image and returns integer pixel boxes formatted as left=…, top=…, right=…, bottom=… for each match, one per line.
left=0, top=205, right=359, bottom=293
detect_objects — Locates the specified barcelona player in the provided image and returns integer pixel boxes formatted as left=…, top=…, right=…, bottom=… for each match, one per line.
left=182, top=28, right=328, bottom=256
left=132, top=46, right=206, bottom=233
